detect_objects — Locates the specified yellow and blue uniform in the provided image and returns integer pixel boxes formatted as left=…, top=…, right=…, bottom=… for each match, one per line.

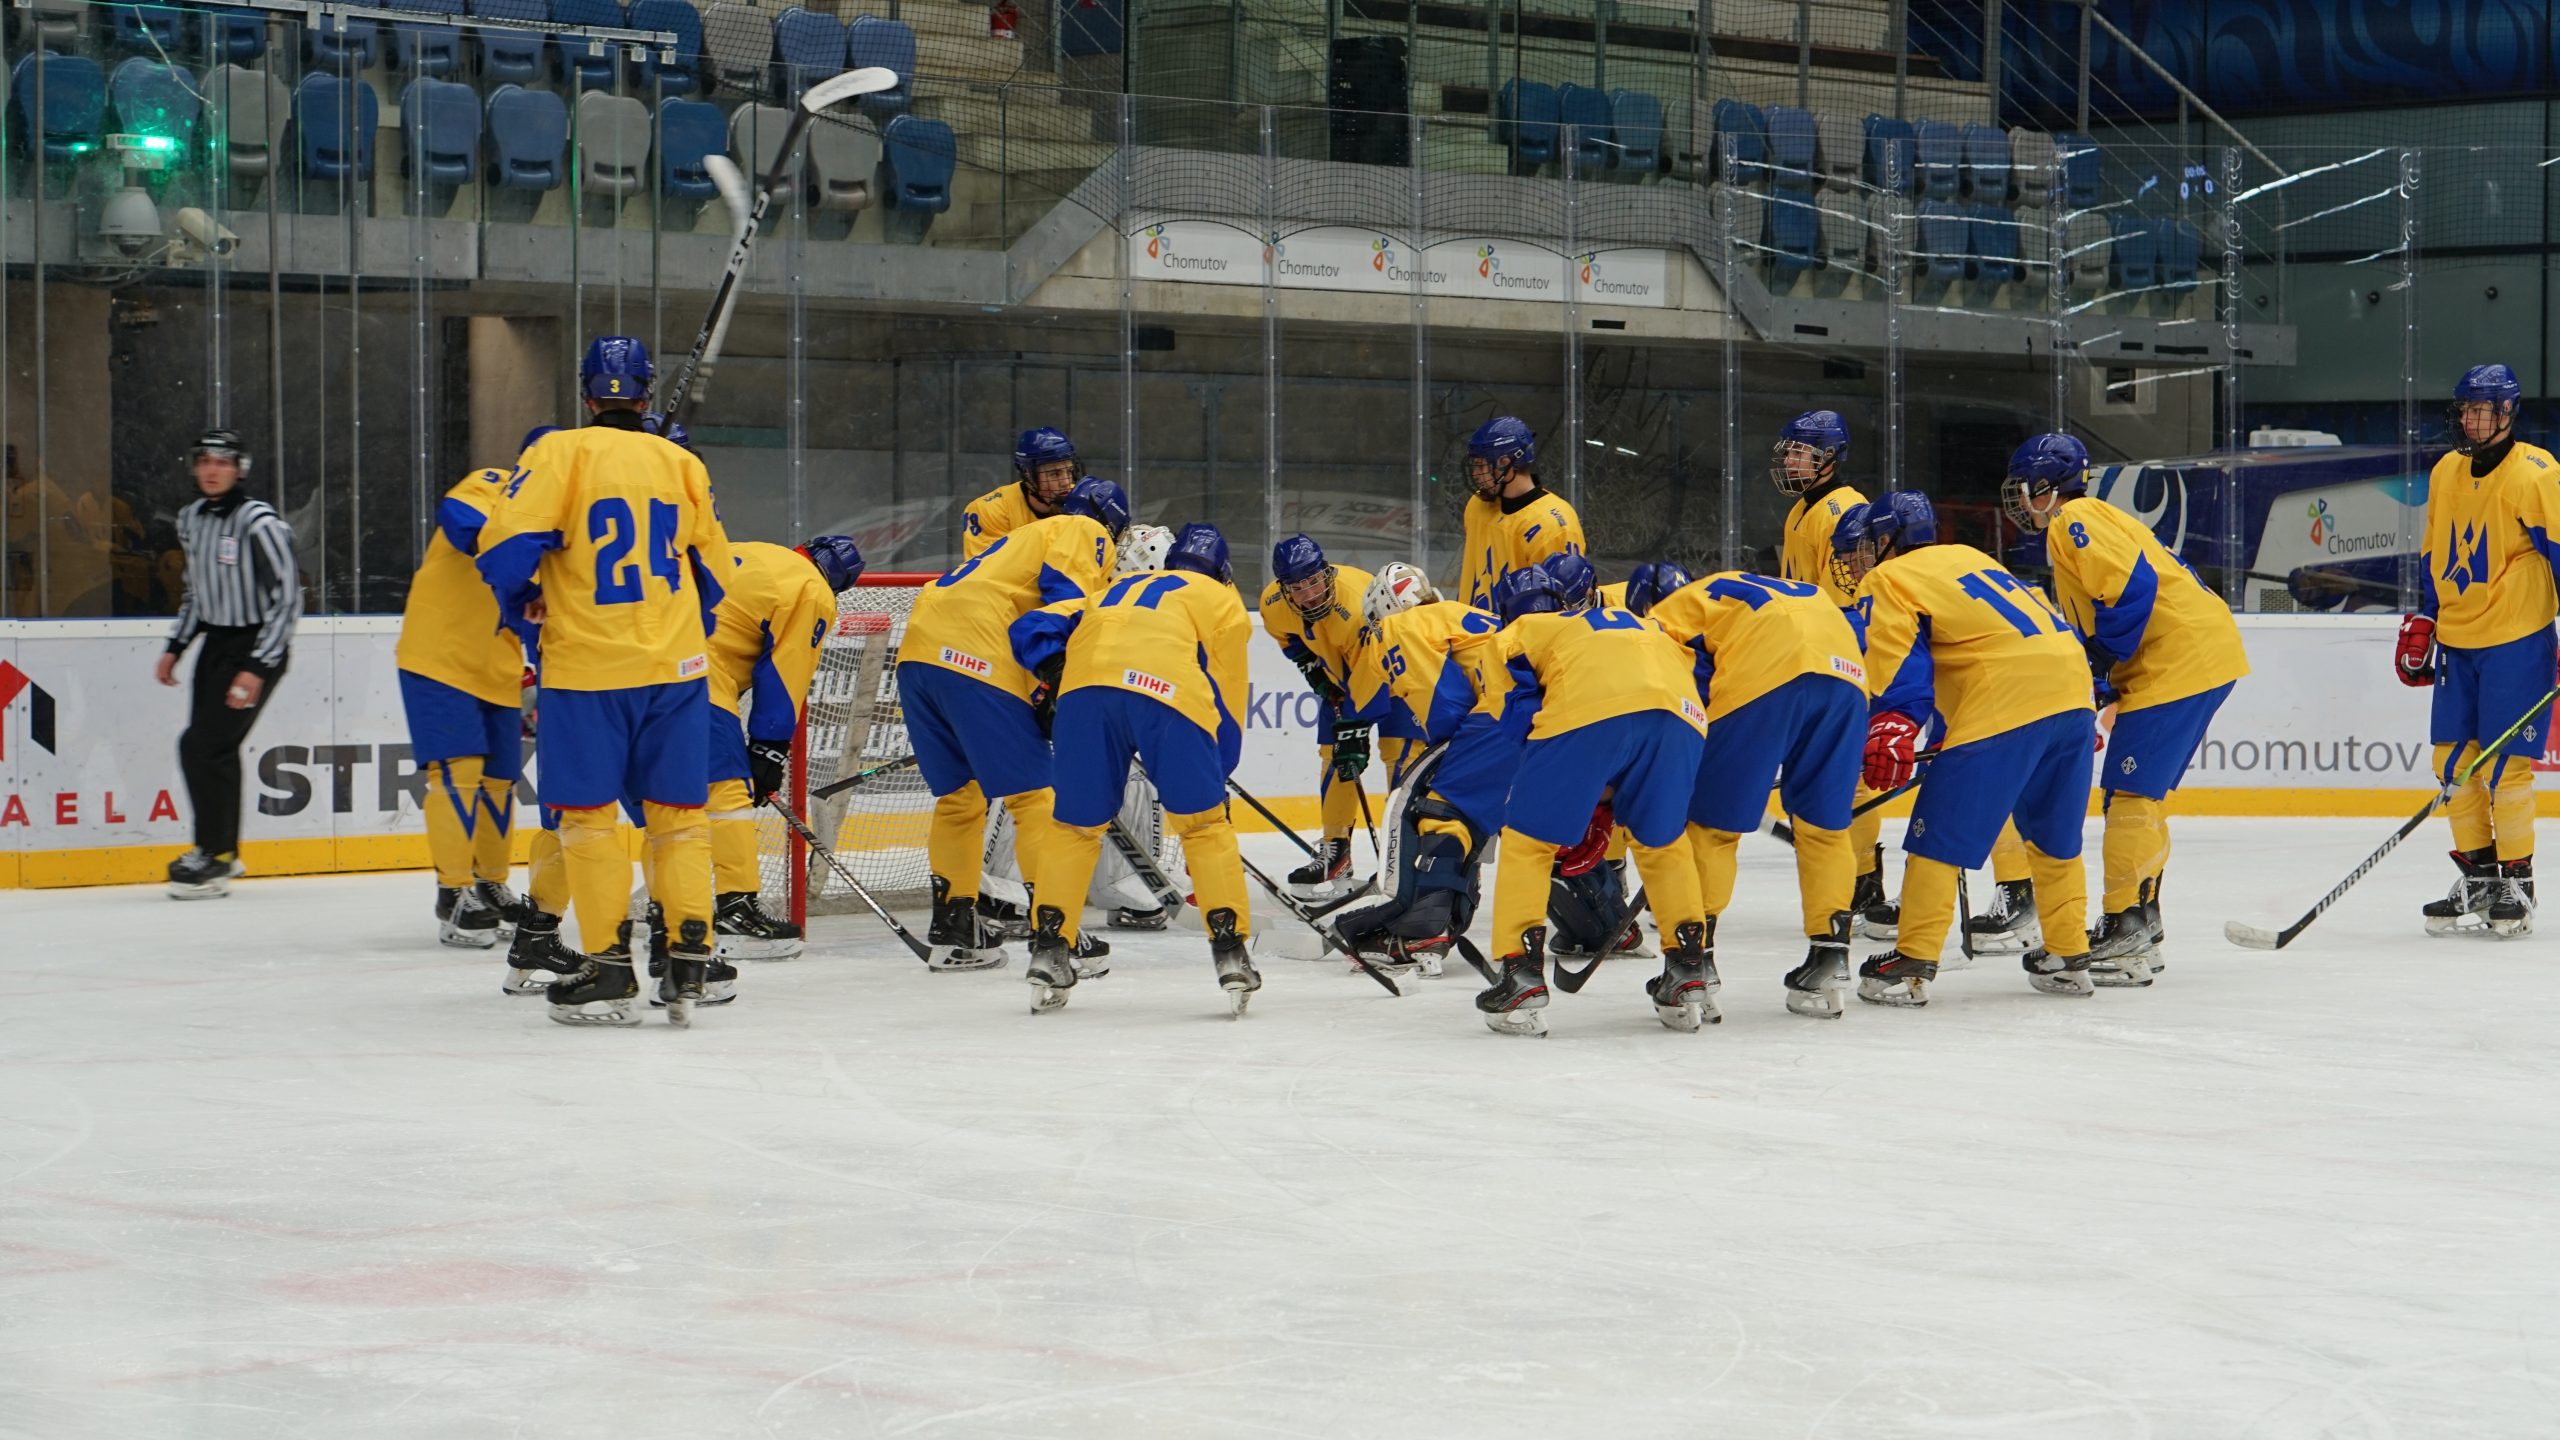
left=959, top=482, right=1045, bottom=562
left=897, top=513, right=1114, bottom=902
left=1782, top=480, right=1870, bottom=607
left=2419, top=439, right=2560, bottom=862
left=1484, top=607, right=1710, bottom=958
left=1347, top=600, right=1520, bottom=835
left=1456, top=486, right=1585, bottom=611
left=396, top=466, right=527, bottom=891
left=1260, top=564, right=1425, bottom=840
left=2046, top=496, right=2249, bottom=912
left=1648, top=573, right=1868, bottom=939
left=1856, top=541, right=2094, bottom=965
left=695, top=542, right=835, bottom=896
left=1038, top=568, right=1255, bottom=944
left=477, top=412, right=734, bottom=955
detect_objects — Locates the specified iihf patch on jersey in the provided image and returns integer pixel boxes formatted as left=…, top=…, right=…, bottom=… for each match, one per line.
left=677, top=654, right=708, bottom=679
left=1831, top=655, right=1866, bottom=684
left=1678, top=697, right=1710, bottom=731
left=1123, top=669, right=1177, bottom=699
left=940, top=647, right=992, bottom=676
left=217, top=536, right=240, bottom=566
left=2120, top=755, right=2139, bottom=774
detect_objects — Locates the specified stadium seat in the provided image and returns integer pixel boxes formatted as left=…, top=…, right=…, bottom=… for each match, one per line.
left=1970, top=203, right=2021, bottom=284
left=470, top=0, right=549, bottom=81
left=1861, top=188, right=1909, bottom=277
left=1914, top=119, right=1960, bottom=201
left=2110, top=213, right=2157, bottom=291
left=628, top=0, right=704, bottom=95
left=2014, top=203, right=2053, bottom=285
left=1607, top=88, right=1660, bottom=172
left=1861, top=114, right=1914, bottom=194
left=2058, top=131, right=2100, bottom=208
left=1711, top=97, right=1765, bottom=186
left=25, top=0, right=86, bottom=48
left=388, top=0, right=464, bottom=77
left=306, top=12, right=379, bottom=72
left=702, top=2, right=774, bottom=97
left=2011, top=127, right=2055, bottom=208
left=109, top=5, right=187, bottom=53
left=1814, top=111, right=1861, bottom=189
left=805, top=114, right=881, bottom=211
left=656, top=96, right=721, bottom=201
left=574, top=89, right=650, bottom=197
left=728, top=102, right=800, bottom=189
left=1716, top=184, right=1764, bottom=264
left=1764, top=104, right=1816, bottom=191
left=881, top=112, right=953, bottom=214
left=1557, top=83, right=1611, bottom=171
left=107, top=58, right=199, bottom=152
left=199, top=4, right=268, bottom=63
left=294, top=72, right=379, bottom=184
left=846, top=15, right=914, bottom=118
left=1918, top=201, right=1967, bottom=283
left=1818, top=192, right=1865, bottom=274
left=11, top=52, right=106, bottom=164
left=1765, top=192, right=1819, bottom=281
left=485, top=83, right=568, bottom=189
left=399, top=77, right=480, bottom=190
left=1962, top=121, right=2010, bottom=204
left=554, top=0, right=628, bottom=89
left=213, top=64, right=289, bottom=181
left=774, top=6, right=845, bottom=103
left=2064, top=210, right=2109, bottom=292
left=2160, top=217, right=2201, bottom=291
left=1495, top=78, right=1559, bottom=171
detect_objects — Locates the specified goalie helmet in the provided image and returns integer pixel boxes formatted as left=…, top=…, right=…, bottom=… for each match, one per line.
left=1115, top=523, right=1176, bottom=579
left=1362, top=561, right=1439, bottom=623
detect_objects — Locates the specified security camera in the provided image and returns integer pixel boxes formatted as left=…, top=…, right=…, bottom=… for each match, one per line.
left=172, top=207, right=240, bottom=258
left=98, top=186, right=162, bottom=257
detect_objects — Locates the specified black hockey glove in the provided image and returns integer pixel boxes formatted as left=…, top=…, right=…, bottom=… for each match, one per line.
left=1031, top=655, right=1066, bottom=736
left=747, top=739, right=790, bottom=805
left=1293, top=652, right=1347, bottom=708
left=1330, top=722, right=1372, bottom=782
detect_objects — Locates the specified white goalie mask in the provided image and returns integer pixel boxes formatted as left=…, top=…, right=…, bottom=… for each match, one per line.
left=1362, top=561, right=1440, bottom=624
left=1114, top=524, right=1176, bottom=579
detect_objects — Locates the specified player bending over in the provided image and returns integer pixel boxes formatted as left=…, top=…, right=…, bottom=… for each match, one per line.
left=1261, top=535, right=1422, bottom=900
left=962, top=427, right=1087, bottom=560
left=1454, top=416, right=1586, bottom=611
left=1596, top=561, right=1694, bottom=618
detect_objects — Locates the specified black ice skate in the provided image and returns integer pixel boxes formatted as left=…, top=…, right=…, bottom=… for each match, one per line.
left=167, top=848, right=242, bottom=900
left=658, top=920, right=713, bottom=1028
left=713, top=890, right=804, bottom=961
left=1208, top=908, right=1260, bottom=1018
left=548, top=922, right=642, bottom=1027
left=1645, top=919, right=1720, bottom=1032
left=1288, top=838, right=1356, bottom=901
left=1476, top=928, right=1552, bottom=1036
left=503, top=911, right=584, bottom=996
left=977, top=892, right=1033, bottom=942
left=1964, top=879, right=2038, bottom=955
left=1856, top=950, right=1936, bottom=1007
left=435, top=885, right=462, bottom=922
left=2023, top=946, right=2095, bottom=997
left=1072, top=928, right=1113, bottom=978
left=439, top=883, right=502, bottom=949
left=927, top=875, right=1006, bottom=970
left=1852, top=846, right=1898, bottom=940
left=2422, top=848, right=2500, bottom=937
left=1784, top=912, right=1854, bottom=1019
left=1108, top=903, right=1171, bottom=931
left=2085, top=906, right=2158, bottom=987
left=2139, top=875, right=2168, bottom=972
left=474, top=878, right=529, bottom=936
left=2491, top=857, right=2536, bottom=939
left=1024, top=904, right=1079, bottom=1013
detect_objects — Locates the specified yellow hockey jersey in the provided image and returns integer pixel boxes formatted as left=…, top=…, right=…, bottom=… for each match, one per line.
left=1062, top=568, right=1254, bottom=766
left=904, top=514, right=1113, bottom=700
left=708, top=542, right=836, bottom=743
left=2047, top=497, right=2248, bottom=712
left=1457, top=487, right=1585, bottom=611
left=2421, top=440, right=2560, bottom=648
left=1257, top=562, right=1376, bottom=689
left=959, top=482, right=1045, bottom=561
left=1646, top=572, right=1867, bottom=722
left=1596, top=580, right=1630, bottom=610
left=1501, top=608, right=1709, bottom=742
left=396, top=466, right=524, bottom=708
left=1346, top=599, right=1507, bottom=742
left=477, top=416, right=733, bottom=693
left=1783, top=481, right=1870, bottom=607
left=1856, top=542, right=2092, bottom=748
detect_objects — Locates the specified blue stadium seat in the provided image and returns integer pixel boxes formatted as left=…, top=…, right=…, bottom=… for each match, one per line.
left=199, top=2, right=267, bottom=62
left=294, top=72, right=379, bottom=183
left=2058, top=131, right=2100, bottom=208
left=846, top=16, right=914, bottom=117
left=389, top=0, right=464, bottom=77
left=2111, top=213, right=2157, bottom=290
left=1962, top=121, right=2010, bottom=203
left=1765, top=193, right=1819, bottom=281
left=1495, top=79, right=1559, bottom=170
left=657, top=96, right=722, bottom=201
left=1607, top=88, right=1660, bottom=172
left=629, top=0, right=704, bottom=94
left=881, top=112, right=953, bottom=213
left=1557, top=83, right=1611, bottom=171
left=2159, top=217, right=2200, bottom=290
left=109, top=5, right=187, bottom=52
left=11, top=53, right=106, bottom=163
left=306, top=12, right=379, bottom=72
left=1711, top=98, right=1765, bottom=185
left=1862, top=114, right=1914, bottom=194
left=1918, top=202, right=1967, bottom=283
left=470, top=0, right=548, bottom=82
left=553, top=0, right=628, bottom=89
left=1914, top=119, right=1961, bottom=201
left=485, top=83, right=568, bottom=189
left=108, top=58, right=200, bottom=149
left=1763, top=103, right=1816, bottom=191
left=774, top=6, right=845, bottom=103
left=1970, top=203, right=2020, bottom=283
left=400, top=77, right=480, bottom=187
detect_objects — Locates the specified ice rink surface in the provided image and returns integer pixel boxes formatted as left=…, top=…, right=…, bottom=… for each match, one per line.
left=5, top=817, right=2556, bottom=1439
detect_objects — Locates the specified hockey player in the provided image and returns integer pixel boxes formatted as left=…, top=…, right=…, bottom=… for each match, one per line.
left=395, top=442, right=536, bottom=947
left=477, top=336, right=735, bottom=1027
left=961, top=427, right=1085, bottom=560
left=1646, top=570, right=1868, bottom=1018
left=1025, top=523, right=1259, bottom=1014
left=1474, top=567, right=1713, bottom=1036
left=898, top=476, right=1126, bottom=969
left=1260, top=534, right=1414, bottom=900
left=1597, top=561, right=1694, bottom=618
left=2398, top=364, right=2560, bottom=938
left=1848, top=492, right=2097, bottom=1006
left=2004, top=431, right=2249, bottom=980
left=1455, top=416, right=1586, bottom=611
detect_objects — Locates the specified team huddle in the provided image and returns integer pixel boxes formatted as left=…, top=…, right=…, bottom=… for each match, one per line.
left=347, top=339, right=2548, bottom=1033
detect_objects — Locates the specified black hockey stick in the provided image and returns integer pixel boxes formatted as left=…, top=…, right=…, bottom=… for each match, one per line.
left=660, top=66, right=897, bottom=427
left=2224, top=685, right=2560, bottom=951
left=764, top=796, right=934, bottom=962
left=1354, top=783, right=1386, bottom=869
left=808, top=753, right=919, bottom=803
left=1551, top=883, right=1645, bottom=994
left=1227, top=777, right=1322, bottom=860
left=1233, top=850, right=1402, bottom=996
left=1765, top=757, right=1942, bottom=850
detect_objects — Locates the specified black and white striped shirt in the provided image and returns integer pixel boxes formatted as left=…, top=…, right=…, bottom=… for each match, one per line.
left=169, top=493, right=301, bottom=671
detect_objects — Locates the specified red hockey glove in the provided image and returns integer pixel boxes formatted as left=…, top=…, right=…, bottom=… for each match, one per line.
left=1557, top=803, right=1615, bottom=876
left=1863, top=711, right=1924, bottom=791
left=2395, top=614, right=2437, bottom=687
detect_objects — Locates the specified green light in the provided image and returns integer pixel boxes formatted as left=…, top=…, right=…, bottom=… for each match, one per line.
left=139, top=135, right=176, bottom=152
left=66, top=142, right=93, bottom=153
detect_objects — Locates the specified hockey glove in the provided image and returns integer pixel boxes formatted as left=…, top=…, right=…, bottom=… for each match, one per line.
left=1030, top=655, right=1065, bottom=736
left=1293, top=652, right=1348, bottom=708
left=2394, top=613, right=2437, bottom=687
left=1557, top=803, right=1615, bottom=876
left=1863, top=710, right=1924, bottom=792
left=1329, top=722, right=1371, bottom=782
left=747, top=739, right=790, bottom=805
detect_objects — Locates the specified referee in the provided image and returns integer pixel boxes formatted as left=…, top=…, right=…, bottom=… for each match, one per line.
left=155, top=429, right=301, bottom=899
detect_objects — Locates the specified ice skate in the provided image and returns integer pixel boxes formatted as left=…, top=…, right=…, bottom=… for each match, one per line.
left=435, top=885, right=462, bottom=923
left=1645, top=920, right=1719, bottom=1032
left=548, top=922, right=642, bottom=1027
left=713, top=890, right=803, bottom=960
left=2491, top=857, right=2535, bottom=938
left=1852, top=850, right=1898, bottom=940
left=474, top=879, right=528, bottom=936
left=502, top=911, right=583, bottom=996
left=1024, top=905, right=1078, bottom=1013
left=1208, top=908, right=1260, bottom=1018
left=658, top=921, right=712, bottom=1028
left=2423, top=848, right=2500, bottom=936
left=438, top=884, right=502, bottom=949
left=2023, top=946, right=2095, bottom=997
left=1476, top=928, right=1551, bottom=1036
left=2140, top=876, right=2167, bottom=970
left=1783, top=912, right=1853, bottom=1019
left=1109, top=903, right=1171, bottom=931
left=977, top=892, right=1033, bottom=942
left=1963, top=879, right=2038, bottom=955
left=1856, top=950, right=1935, bottom=1007
left=2085, top=907, right=2157, bottom=987
left=927, top=875, right=1007, bottom=971
left=1288, top=838, right=1356, bottom=901
left=1379, top=888, right=1461, bottom=978
left=166, top=848, right=241, bottom=900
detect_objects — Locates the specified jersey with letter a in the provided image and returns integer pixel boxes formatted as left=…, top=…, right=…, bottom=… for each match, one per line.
left=1501, top=608, right=1709, bottom=741
left=959, top=483, right=1043, bottom=561
left=2420, top=440, right=2560, bottom=648
left=708, top=541, right=836, bottom=743
left=396, top=467, right=524, bottom=707
left=1457, top=487, right=1586, bottom=611
left=477, top=420, right=733, bottom=692
left=1257, top=563, right=1375, bottom=688
left=1855, top=542, right=2092, bottom=748
left=1346, top=600, right=1506, bottom=742
left=904, top=514, right=1113, bottom=701
left=1646, top=572, right=1867, bottom=722
left=2046, top=497, right=2248, bottom=711
left=1783, top=480, right=1870, bottom=607
left=1063, top=569, right=1255, bottom=764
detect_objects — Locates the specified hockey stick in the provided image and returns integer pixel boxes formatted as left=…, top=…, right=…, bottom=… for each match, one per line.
left=660, top=66, right=897, bottom=427
left=808, top=752, right=919, bottom=803
left=1761, top=759, right=1940, bottom=851
left=1354, top=783, right=1386, bottom=870
left=1551, top=883, right=1645, bottom=994
left=764, top=797, right=934, bottom=962
left=2223, top=685, right=2560, bottom=951
left=1233, top=850, right=1402, bottom=996
left=1227, top=778, right=1322, bottom=860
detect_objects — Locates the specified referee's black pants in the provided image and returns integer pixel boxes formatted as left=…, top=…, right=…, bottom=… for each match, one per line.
left=178, top=626, right=286, bottom=857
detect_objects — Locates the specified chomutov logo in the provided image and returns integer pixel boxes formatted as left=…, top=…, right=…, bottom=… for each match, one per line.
left=0, top=660, right=57, bottom=761
left=1478, top=243, right=1500, bottom=279
left=2307, top=497, right=2332, bottom=546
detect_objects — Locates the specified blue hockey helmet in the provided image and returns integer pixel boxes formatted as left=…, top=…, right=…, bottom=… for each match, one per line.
left=1493, top=564, right=1566, bottom=624
left=517, top=424, right=558, bottom=457
left=1464, top=415, right=1537, bottom=496
left=1271, top=533, right=1334, bottom=615
left=1165, top=522, right=1233, bottom=584
left=1542, top=551, right=1597, bottom=611
left=580, top=335, right=654, bottom=401
left=1059, top=476, right=1130, bottom=539
left=1772, top=409, right=1850, bottom=497
left=2001, top=432, right=2091, bottom=529
left=1012, top=426, right=1084, bottom=505
left=2451, top=364, right=2523, bottom=455
left=1625, top=560, right=1694, bottom=617
left=799, top=535, right=865, bottom=594
left=1829, top=501, right=1874, bottom=595
left=1865, top=490, right=1938, bottom=559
